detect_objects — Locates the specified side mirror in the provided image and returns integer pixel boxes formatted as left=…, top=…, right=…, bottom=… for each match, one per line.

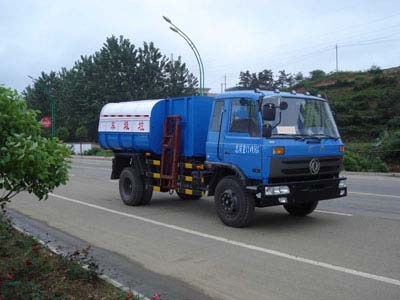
left=262, top=103, right=276, bottom=121
left=262, top=125, right=272, bottom=138
left=280, top=101, right=288, bottom=110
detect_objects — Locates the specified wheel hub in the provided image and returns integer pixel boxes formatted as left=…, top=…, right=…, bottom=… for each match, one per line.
left=221, top=189, right=237, bottom=214
left=123, top=178, right=133, bottom=194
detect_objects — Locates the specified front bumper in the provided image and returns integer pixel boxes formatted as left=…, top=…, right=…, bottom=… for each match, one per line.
left=252, top=177, right=347, bottom=207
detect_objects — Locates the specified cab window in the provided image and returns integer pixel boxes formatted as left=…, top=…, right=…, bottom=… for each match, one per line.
left=210, top=101, right=224, bottom=131
left=229, top=98, right=260, bottom=137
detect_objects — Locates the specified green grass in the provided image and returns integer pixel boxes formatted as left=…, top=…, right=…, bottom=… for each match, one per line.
left=83, top=147, right=114, bottom=157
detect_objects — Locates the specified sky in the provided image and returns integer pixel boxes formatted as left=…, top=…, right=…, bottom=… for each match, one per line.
left=1, top=0, right=399, bottom=93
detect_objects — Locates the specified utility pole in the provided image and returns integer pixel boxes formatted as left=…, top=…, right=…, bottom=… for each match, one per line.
left=224, top=74, right=227, bottom=92
left=335, top=44, right=338, bottom=72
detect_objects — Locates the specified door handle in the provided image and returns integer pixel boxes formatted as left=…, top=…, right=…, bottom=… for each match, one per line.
left=224, top=151, right=230, bottom=155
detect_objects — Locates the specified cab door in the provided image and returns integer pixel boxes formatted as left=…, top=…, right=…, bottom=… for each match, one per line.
left=206, top=100, right=227, bottom=162
left=222, top=98, right=263, bottom=180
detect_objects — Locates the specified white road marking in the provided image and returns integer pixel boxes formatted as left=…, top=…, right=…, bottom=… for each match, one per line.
left=49, top=192, right=400, bottom=287
left=314, top=210, right=353, bottom=216
left=349, top=191, right=400, bottom=199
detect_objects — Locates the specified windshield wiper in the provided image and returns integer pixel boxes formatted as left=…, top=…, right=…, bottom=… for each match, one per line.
left=271, top=133, right=305, bottom=140
left=309, top=134, right=339, bottom=140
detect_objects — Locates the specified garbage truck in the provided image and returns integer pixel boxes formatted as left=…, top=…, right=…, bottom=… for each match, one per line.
left=98, top=90, right=347, bottom=227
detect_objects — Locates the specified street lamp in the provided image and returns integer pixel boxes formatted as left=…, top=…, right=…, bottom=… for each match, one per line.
left=28, top=75, right=56, bottom=138
left=163, top=16, right=205, bottom=95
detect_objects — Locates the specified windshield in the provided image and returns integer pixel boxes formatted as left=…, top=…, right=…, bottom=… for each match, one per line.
left=262, top=96, right=340, bottom=138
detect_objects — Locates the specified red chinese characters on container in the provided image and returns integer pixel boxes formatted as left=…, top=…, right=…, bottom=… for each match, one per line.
left=137, top=120, right=145, bottom=132
left=110, top=121, right=116, bottom=130
left=123, top=121, right=130, bottom=131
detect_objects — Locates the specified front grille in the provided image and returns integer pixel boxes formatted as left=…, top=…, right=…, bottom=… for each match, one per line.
left=269, top=156, right=342, bottom=181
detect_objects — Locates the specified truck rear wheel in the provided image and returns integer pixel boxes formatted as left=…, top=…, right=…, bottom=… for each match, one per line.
left=176, top=191, right=201, bottom=200
left=119, top=167, right=151, bottom=206
left=214, top=176, right=255, bottom=227
left=283, top=200, right=318, bottom=216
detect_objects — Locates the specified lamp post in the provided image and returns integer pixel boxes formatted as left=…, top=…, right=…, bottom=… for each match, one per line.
left=28, top=75, right=56, bottom=138
left=162, top=16, right=205, bottom=95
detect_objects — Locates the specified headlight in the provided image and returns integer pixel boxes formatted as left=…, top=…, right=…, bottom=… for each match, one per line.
left=265, top=185, right=290, bottom=195
left=338, top=180, right=347, bottom=188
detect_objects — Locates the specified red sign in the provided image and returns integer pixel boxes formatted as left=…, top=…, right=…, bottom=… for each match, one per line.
left=41, top=117, right=52, bottom=129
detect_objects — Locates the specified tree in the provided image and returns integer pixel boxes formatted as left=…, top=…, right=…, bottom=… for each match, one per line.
left=257, top=69, right=275, bottom=90
left=238, top=71, right=253, bottom=88
left=238, top=69, right=276, bottom=90
left=0, top=86, right=70, bottom=206
left=309, top=69, right=326, bottom=81
left=24, top=35, right=198, bottom=142
left=164, top=56, right=198, bottom=97
left=57, top=127, right=69, bottom=142
left=276, top=70, right=295, bottom=89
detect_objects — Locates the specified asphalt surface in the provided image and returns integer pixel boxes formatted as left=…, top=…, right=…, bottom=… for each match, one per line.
left=8, top=157, right=400, bottom=300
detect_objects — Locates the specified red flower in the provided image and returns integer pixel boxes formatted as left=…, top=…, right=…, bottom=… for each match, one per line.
left=124, top=291, right=134, bottom=300
left=32, top=245, right=39, bottom=253
left=151, top=293, right=161, bottom=300
left=25, top=258, right=32, bottom=266
left=5, top=274, right=13, bottom=280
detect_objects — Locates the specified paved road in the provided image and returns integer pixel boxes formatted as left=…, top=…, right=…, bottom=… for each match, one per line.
left=9, top=157, right=400, bottom=300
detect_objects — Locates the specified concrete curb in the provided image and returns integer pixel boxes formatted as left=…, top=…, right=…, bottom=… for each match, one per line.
left=344, top=171, right=400, bottom=178
left=11, top=223, right=149, bottom=300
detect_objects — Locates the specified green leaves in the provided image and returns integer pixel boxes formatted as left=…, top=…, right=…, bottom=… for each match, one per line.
left=23, top=35, right=199, bottom=142
left=0, top=86, right=70, bottom=205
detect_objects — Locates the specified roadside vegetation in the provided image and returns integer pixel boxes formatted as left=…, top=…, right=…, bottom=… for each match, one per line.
left=0, top=86, right=70, bottom=206
left=0, top=210, right=144, bottom=300
left=83, top=147, right=114, bottom=157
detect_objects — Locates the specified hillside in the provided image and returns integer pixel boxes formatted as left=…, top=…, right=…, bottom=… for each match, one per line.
left=295, top=66, right=400, bottom=142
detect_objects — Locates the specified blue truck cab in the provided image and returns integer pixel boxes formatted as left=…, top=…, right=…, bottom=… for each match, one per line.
left=99, top=90, right=347, bottom=227
left=205, top=90, right=346, bottom=220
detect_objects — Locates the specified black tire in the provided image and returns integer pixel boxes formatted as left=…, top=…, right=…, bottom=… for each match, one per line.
left=141, top=187, right=153, bottom=205
left=176, top=191, right=201, bottom=200
left=119, top=167, right=146, bottom=206
left=214, top=176, right=255, bottom=227
left=283, top=200, right=318, bottom=216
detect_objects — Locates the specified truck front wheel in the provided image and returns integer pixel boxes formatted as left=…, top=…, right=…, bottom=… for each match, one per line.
left=214, top=176, right=255, bottom=227
left=119, top=167, right=151, bottom=206
left=283, top=200, right=318, bottom=216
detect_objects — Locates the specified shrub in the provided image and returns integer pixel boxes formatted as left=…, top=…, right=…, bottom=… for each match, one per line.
left=368, top=65, right=382, bottom=74
left=0, top=86, right=70, bottom=205
left=84, top=147, right=101, bottom=156
left=343, top=150, right=388, bottom=172
left=380, top=130, right=400, bottom=164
